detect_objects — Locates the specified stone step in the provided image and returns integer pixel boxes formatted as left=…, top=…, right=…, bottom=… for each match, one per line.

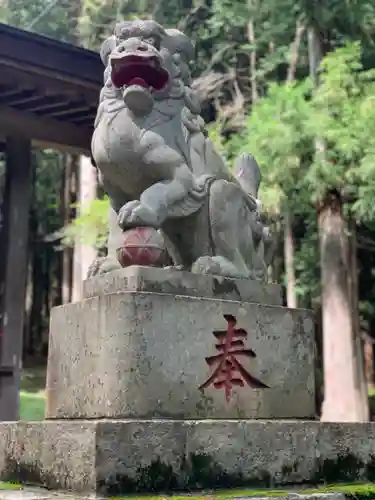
left=0, top=420, right=374, bottom=495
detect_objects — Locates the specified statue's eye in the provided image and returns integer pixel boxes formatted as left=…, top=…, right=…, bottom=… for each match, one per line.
left=144, top=37, right=160, bottom=49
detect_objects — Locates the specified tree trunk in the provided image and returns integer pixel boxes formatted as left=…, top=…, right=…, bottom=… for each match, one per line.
left=286, top=18, right=305, bottom=83
left=61, top=153, right=78, bottom=304
left=364, top=337, right=374, bottom=390
left=247, top=17, right=258, bottom=103
left=319, top=192, right=368, bottom=421
left=282, top=20, right=305, bottom=309
left=308, top=24, right=368, bottom=421
left=348, top=217, right=369, bottom=414
left=284, top=210, right=297, bottom=308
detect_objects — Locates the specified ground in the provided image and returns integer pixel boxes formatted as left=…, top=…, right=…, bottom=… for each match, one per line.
left=1, top=483, right=375, bottom=499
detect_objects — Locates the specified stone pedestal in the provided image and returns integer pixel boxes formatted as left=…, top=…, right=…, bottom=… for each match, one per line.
left=46, top=267, right=314, bottom=420
left=3, top=266, right=375, bottom=496
left=1, top=420, right=375, bottom=494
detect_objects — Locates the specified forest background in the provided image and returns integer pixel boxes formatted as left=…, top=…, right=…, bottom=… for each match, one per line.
left=1, top=0, right=375, bottom=420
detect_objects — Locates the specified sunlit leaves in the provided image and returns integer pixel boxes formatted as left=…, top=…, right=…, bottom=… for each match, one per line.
left=61, top=197, right=110, bottom=249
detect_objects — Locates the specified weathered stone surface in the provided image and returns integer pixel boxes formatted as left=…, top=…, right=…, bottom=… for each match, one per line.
left=83, top=266, right=283, bottom=305
left=0, top=422, right=96, bottom=492
left=46, top=292, right=314, bottom=419
left=1, top=420, right=375, bottom=494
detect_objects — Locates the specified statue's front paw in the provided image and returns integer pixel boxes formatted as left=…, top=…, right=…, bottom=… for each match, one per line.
left=118, top=200, right=159, bottom=229
left=192, top=256, right=251, bottom=279
left=87, top=256, right=122, bottom=278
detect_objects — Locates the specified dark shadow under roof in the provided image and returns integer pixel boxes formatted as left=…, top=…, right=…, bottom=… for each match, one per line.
left=0, top=23, right=104, bottom=153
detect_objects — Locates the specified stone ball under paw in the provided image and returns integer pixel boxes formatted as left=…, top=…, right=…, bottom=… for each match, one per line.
left=116, top=226, right=168, bottom=268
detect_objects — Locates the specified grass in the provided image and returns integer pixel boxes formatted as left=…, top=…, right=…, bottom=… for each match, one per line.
left=1, top=483, right=375, bottom=498
left=0, top=483, right=374, bottom=498
left=20, top=390, right=45, bottom=421
left=19, top=365, right=46, bottom=421
left=0, top=482, right=21, bottom=490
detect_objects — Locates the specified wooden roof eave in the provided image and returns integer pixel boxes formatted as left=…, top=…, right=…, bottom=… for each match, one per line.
left=0, top=23, right=104, bottom=153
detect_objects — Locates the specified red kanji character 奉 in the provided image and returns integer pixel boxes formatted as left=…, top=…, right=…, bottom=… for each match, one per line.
left=199, top=314, right=269, bottom=402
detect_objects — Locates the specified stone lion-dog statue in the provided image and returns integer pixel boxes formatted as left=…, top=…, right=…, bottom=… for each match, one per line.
left=89, top=19, right=273, bottom=280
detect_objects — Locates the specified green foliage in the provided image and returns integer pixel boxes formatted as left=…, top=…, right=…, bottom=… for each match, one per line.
left=306, top=42, right=375, bottom=204
left=206, top=122, right=227, bottom=158
left=233, top=79, right=313, bottom=217
left=232, top=40, right=375, bottom=305
left=2, top=0, right=79, bottom=41
left=61, top=196, right=109, bottom=249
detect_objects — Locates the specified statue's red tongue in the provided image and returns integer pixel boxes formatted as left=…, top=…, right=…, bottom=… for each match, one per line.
left=128, top=77, right=148, bottom=88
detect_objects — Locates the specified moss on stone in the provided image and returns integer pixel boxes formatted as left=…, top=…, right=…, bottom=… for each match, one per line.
left=308, top=452, right=375, bottom=485
left=311, top=453, right=365, bottom=483
left=185, top=452, right=277, bottom=489
left=1, top=454, right=75, bottom=491
left=99, top=459, right=179, bottom=495
left=1, top=456, right=46, bottom=487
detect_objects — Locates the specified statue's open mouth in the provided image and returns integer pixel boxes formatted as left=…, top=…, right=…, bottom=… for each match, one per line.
left=111, top=54, right=169, bottom=92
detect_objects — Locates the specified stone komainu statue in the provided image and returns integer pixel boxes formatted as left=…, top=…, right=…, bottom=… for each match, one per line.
left=90, top=19, right=273, bottom=280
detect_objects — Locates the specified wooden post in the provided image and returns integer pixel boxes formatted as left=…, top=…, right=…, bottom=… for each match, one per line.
left=0, top=136, right=32, bottom=420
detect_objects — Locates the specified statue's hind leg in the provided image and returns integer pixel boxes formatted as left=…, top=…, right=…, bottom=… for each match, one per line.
left=161, top=202, right=213, bottom=270
left=192, top=180, right=259, bottom=279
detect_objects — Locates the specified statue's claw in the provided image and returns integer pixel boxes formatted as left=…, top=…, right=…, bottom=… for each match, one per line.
left=87, top=256, right=122, bottom=278
left=164, top=264, right=187, bottom=272
left=118, top=200, right=159, bottom=229
left=192, top=256, right=251, bottom=279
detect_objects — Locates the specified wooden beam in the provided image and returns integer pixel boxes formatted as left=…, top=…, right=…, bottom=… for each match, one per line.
left=33, top=99, right=88, bottom=116
left=72, top=114, right=96, bottom=124
left=0, top=136, right=33, bottom=420
left=0, top=66, right=99, bottom=107
left=0, top=87, right=32, bottom=99
left=46, top=104, right=93, bottom=118
left=1, top=89, right=35, bottom=103
left=22, top=95, right=71, bottom=113
left=4, top=91, right=47, bottom=107
left=0, top=104, right=92, bottom=154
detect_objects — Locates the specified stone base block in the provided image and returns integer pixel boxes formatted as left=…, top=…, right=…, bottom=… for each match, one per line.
left=82, top=266, right=283, bottom=305
left=1, top=420, right=375, bottom=495
left=46, top=291, right=315, bottom=419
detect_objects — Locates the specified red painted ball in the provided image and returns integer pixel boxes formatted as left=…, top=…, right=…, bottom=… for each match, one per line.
left=116, top=226, right=168, bottom=268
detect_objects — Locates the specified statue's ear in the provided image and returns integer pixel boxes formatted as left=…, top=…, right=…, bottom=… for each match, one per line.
left=100, top=35, right=116, bottom=66
left=164, top=29, right=194, bottom=62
